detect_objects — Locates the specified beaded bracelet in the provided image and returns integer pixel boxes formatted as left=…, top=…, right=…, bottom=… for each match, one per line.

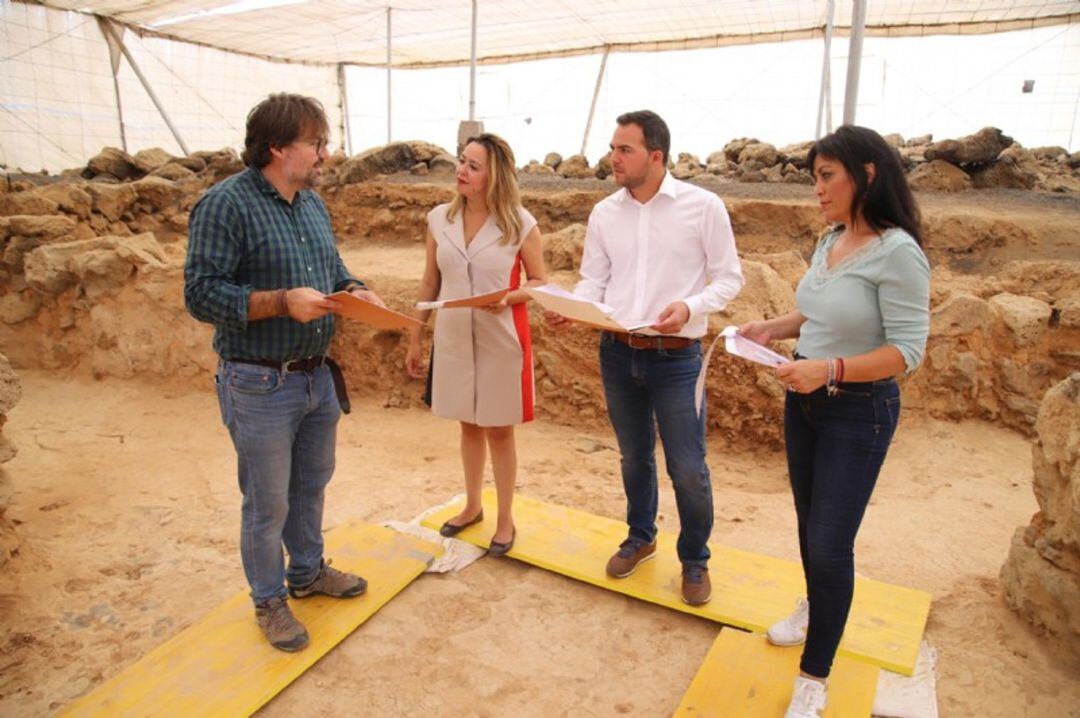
left=826, top=358, right=838, bottom=396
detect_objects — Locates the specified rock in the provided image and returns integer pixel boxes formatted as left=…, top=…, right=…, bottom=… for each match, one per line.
left=882, top=133, right=904, bottom=148
left=1068, top=152, right=1080, bottom=169
left=706, top=163, right=726, bottom=175
left=1032, top=146, right=1068, bottom=161
left=151, top=163, right=196, bottom=181
left=205, top=150, right=244, bottom=181
left=428, top=153, right=457, bottom=175
left=7, top=214, right=76, bottom=240
left=971, top=146, right=1040, bottom=190
left=0, top=353, right=22, bottom=415
left=744, top=250, right=809, bottom=290
left=35, top=183, right=92, bottom=219
left=337, top=143, right=416, bottom=184
left=1001, top=374, right=1080, bottom=659
left=410, top=162, right=429, bottom=176
left=132, top=148, right=177, bottom=174
left=720, top=260, right=796, bottom=324
left=778, top=141, right=813, bottom=169
left=706, top=150, right=727, bottom=166
left=0, top=291, right=41, bottom=324
left=543, top=152, right=563, bottom=169
left=924, top=127, right=1013, bottom=166
left=542, top=224, right=586, bottom=271
left=1057, top=294, right=1080, bottom=329
left=86, top=183, right=138, bottom=222
left=130, top=176, right=183, bottom=210
left=520, top=160, right=555, bottom=175
left=405, top=140, right=450, bottom=163
left=738, top=142, right=779, bottom=167
left=907, top=160, right=972, bottom=192
left=723, top=137, right=758, bottom=162
left=898, top=146, right=927, bottom=168
left=671, top=162, right=703, bottom=180
left=596, top=152, right=613, bottom=179
left=930, top=292, right=996, bottom=337
left=86, top=147, right=142, bottom=180
left=905, top=134, right=933, bottom=147
left=557, top=155, right=594, bottom=179
left=0, top=192, right=59, bottom=217
left=989, top=292, right=1053, bottom=347
left=174, top=156, right=208, bottom=173
left=762, top=164, right=784, bottom=183
left=677, top=153, right=702, bottom=167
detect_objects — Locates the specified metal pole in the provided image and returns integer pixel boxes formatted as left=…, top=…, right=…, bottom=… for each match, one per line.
left=96, top=16, right=128, bottom=153
left=386, top=7, right=392, bottom=143
left=843, top=0, right=866, bottom=126
left=469, top=0, right=477, bottom=121
left=815, top=0, right=835, bottom=139
left=581, top=45, right=610, bottom=156
left=337, top=63, right=352, bottom=155
left=98, top=17, right=189, bottom=155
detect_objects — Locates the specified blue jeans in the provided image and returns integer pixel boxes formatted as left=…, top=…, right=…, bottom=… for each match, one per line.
left=784, top=379, right=900, bottom=678
left=599, top=333, right=712, bottom=567
left=215, top=360, right=341, bottom=604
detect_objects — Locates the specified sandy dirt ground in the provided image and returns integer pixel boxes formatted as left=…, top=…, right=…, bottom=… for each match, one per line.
left=1, top=369, right=1079, bottom=717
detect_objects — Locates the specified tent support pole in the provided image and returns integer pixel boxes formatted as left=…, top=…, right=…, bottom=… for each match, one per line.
left=581, top=45, right=610, bottom=157
left=96, top=16, right=128, bottom=153
left=843, top=0, right=866, bottom=126
left=98, top=17, right=189, bottom=155
left=386, top=7, right=392, bottom=143
left=337, top=63, right=352, bottom=155
left=815, top=0, right=835, bottom=139
left=469, top=0, right=477, bottom=121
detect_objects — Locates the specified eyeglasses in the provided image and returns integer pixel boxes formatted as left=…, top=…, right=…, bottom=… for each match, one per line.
left=299, top=137, right=330, bottom=153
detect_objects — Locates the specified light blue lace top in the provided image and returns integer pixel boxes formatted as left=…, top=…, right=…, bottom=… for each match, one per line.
left=795, top=227, right=931, bottom=372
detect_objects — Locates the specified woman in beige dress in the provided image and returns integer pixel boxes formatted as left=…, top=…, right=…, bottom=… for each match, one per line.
left=406, top=133, right=546, bottom=555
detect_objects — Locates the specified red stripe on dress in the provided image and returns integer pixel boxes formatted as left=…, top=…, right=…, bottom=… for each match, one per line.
left=509, top=253, right=534, bottom=423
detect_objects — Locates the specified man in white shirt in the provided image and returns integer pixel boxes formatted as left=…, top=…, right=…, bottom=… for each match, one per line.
left=550, top=110, right=743, bottom=605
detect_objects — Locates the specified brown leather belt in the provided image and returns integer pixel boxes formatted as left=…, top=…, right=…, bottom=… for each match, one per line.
left=607, top=332, right=697, bottom=351
left=228, top=356, right=326, bottom=372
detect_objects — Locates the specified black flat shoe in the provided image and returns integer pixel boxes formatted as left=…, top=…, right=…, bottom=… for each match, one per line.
left=439, top=509, right=484, bottom=537
left=487, top=528, right=516, bottom=557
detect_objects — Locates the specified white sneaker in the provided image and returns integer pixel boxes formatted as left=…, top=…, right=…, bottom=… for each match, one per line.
left=784, top=676, right=827, bottom=718
left=768, top=597, right=809, bottom=646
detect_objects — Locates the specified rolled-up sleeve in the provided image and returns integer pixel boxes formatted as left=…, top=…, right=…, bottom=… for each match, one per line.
left=683, top=195, right=744, bottom=320
left=184, top=192, right=250, bottom=331
left=878, top=240, right=931, bottom=372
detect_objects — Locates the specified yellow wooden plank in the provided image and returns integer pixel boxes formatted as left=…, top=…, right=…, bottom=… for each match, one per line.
left=675, top=629, right=879, bottom=717
left=59, top=521, right=442, bottom=718
left=421, top=489, right=929, bottom=675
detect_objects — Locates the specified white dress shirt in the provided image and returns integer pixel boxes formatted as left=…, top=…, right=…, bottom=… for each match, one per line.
left=574, top=172, right=744, bottom=339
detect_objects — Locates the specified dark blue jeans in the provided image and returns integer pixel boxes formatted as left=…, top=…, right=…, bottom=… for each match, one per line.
left=784, top=378, right=901, bottom=678
left=216, top=360, right=341, bottom=603
left=599, top=333, right=712, bottom=567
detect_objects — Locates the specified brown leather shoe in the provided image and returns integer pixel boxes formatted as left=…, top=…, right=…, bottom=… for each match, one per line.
left=681, top=564, right=711, bottom=606
left=605, top=539, right=657, bottom=578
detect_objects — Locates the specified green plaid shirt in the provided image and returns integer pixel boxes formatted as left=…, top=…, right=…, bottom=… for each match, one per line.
left=184, top=166, right=362, bottom=362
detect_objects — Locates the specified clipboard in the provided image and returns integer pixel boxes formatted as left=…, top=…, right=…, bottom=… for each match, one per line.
left=326, top=292, right=425, bottom=330
left=416, top=288, right=510, bottom=311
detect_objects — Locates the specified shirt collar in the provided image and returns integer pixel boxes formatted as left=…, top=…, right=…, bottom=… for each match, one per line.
left=617, top=170, right=678, bottom=204
left=247, top=165, right=309, bottom=205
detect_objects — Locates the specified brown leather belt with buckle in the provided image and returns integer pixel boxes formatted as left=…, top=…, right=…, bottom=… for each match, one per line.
left=228, top=356, right=326, bottom=372
left=607, top=332, right=697, bottom=350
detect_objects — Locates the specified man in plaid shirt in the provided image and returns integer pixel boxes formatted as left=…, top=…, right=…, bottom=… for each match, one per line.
left=185, top=93, right=383, bottom=652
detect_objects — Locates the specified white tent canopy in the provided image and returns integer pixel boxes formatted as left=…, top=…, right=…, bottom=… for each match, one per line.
left=32, top=0, right=1080, bottom=66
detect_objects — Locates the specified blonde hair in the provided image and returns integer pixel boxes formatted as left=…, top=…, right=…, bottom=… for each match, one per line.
left=446, top=133, right=523, bottom=245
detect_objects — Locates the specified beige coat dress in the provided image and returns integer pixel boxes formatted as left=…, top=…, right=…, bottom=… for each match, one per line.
left=427, top=203, right=537, bottom=427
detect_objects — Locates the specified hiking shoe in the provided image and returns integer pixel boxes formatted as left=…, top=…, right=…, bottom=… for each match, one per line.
left=255, top=596, right=309, bottom=652
left=768, top=597, right=810, bottom=646
left=681, top=564, right=712, bottom=606
left=605, top=539, right=657, bottom=578
left=784, top=676, right=827, bottom=718
left=288, top=559, right=367, bottom=599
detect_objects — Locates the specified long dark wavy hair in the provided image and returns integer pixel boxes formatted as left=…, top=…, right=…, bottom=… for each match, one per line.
left=808, top=125, right=923, bottom=246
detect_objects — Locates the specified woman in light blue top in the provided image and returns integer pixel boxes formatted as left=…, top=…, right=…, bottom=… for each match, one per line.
left=739, top=125, right=930, bottom=718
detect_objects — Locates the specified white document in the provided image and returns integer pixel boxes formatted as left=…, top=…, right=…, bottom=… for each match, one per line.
left=694, top=326, right=791, bottom=415
left=524, top=284, right=655, bottom=333
left=720, top=326, right=791, bottom=367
